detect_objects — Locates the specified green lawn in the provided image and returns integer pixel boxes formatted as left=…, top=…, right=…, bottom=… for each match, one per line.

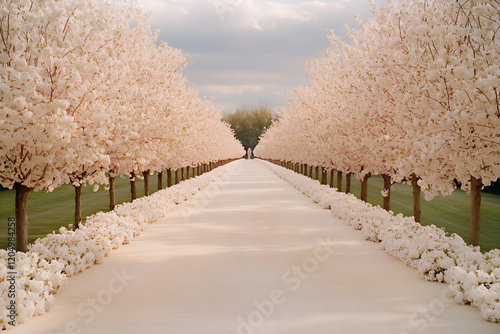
left=0, top=169, right=194, bottom=249
left=312, top=168, right=500, bottom=251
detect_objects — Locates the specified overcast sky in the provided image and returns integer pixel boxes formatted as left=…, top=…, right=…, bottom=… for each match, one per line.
left=138, top=0, right=381, bottom=114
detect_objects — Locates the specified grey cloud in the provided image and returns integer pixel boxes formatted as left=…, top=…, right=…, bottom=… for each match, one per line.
left=140, top=0, right=380, bottom=113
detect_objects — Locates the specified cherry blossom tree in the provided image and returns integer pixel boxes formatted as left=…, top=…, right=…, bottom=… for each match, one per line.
left=256, top=0, right=499, bottom=245
left=0, top=0, right=134, bottom=250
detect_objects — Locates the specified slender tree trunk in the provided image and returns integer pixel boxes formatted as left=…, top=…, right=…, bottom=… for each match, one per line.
left=109, top=175, right=115, bottom=211
left=470, top=176, right=482, bottom=246
left=309, top=165, right=312, bottom=178
left=15, top=183, right=32, bottom=252
left=337, top=171, right=343, bottom=192
left=315, top=166, right=320, bottom=180
left=167, top=168, right=172, bottom=187
left=158, top=172, right=163, bottom=191
left=360, top=173, right=370, bottom=202
left=321, top=167, right=327, bottom=185
left=382, top=174, right=391, bottom=211
left=330, top=169, right=335, bottom=188
left=345, top=173, right=351, bottom=193
left=411, top=173, right=421, bottom=223
left=130, top=171, right=137, bottom=201
left=304, top=164, right=308, bottom=176
left=74, top=184, right=82, bottom=229
left=143, top=171, right=150, bottom=196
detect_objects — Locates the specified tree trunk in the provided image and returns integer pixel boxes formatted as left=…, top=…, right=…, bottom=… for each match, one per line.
left=345, top=173, right=351, bottom=193
left=109, top=175, right=115, bottom=211
left=304, top=164, right=307, bottom=176
left=337, top=171, right=343, bottom=192
left=330, top=170, right=335, bottom=188
left=469, top=176, right=482, bottom=246
left=360, top=173, right=370, bottom=202
left=321, top=167, right=327, bottom=185
left=130, top=171, right=137, bottom=201
left=167, top=168, right=172, bottom=187
left=158, top=172, right=163, bottom=190
left=15, top=183, right=32, bottom=252
left=382, top=174, right=391, bottom=211
left=143, top=171, right=150, bottom=196
left=315, top=166, right=320, bottom=180
left=74, top=184, right=82, bottom=229
left=411, top=173, right=421, bottom=223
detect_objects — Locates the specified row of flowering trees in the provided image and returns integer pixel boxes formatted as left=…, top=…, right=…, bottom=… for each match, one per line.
left=255, top=0, right=499, bottom=246
left=0, top=0, right=244, bottom=251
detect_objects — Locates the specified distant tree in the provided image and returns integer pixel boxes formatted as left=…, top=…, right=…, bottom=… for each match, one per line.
left=223, top=106, right=275, bottom=152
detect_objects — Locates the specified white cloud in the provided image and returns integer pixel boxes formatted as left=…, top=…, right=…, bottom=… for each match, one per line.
left=202, top=84, right=265, bottom=95
left=223, top=1, right=345, bottom=30
left=140, top=0, right=194, bottom=26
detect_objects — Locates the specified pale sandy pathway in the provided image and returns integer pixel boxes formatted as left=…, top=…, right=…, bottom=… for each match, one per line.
left=10, top=160, right=498, bottom=334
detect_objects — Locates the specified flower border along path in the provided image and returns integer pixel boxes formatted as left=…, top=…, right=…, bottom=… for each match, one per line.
left=0, top=161, right=241, bottom=330
left=259, top=159, right=500, bottom=324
